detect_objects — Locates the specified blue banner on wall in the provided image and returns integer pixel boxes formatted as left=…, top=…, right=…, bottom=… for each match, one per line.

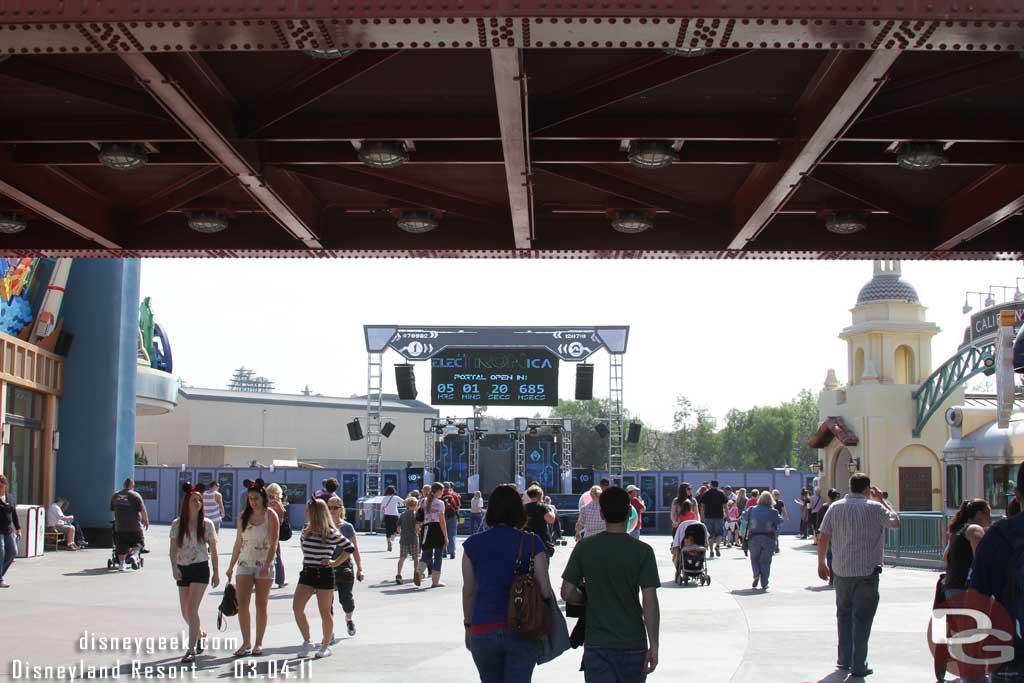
left=525, top=437, right=559, bottom=492
left=436, top=436, right=469, bottom=492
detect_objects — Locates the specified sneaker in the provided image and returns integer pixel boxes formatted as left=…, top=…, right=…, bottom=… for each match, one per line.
left=297, top=641, right=314, bottom=658
left=118, top=563, right=127, bottom=572
left=181, top=651, right=196, bottom=664
left=314, top=646, right=332, bottom=659
left=850, top=669, right=873, bottom=678
left=346, top=620, right=356, bottom=636
left=396, top=574, right=402, bottom=585
left=0, top=580, right=10, bottom=588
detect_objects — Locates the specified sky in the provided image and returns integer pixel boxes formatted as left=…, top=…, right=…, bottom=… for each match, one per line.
left=140, top=258, right=1024, bottom=431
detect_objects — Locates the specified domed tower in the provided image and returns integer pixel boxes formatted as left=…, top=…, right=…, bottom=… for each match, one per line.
left=814, top=259, right=951, bottom=510
left=841, top=259, right=938, bottom=386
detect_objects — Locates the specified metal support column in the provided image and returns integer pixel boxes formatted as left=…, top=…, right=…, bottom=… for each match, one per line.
left=468, top=408, right=483, bottom=493
left=515, top=429, right=527, bottom=491
left=607, top=353, right=624, bottom=486
left=423, top=425, right=437, bottom=486
left=561, top=422, right=573, bottom=494
left=365, top=352, right=383, bottom=496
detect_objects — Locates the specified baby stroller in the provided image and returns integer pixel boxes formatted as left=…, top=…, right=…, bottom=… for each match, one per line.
left=674, top=522, right=710, bottom=586
left=107, top=523, right=145, bottom=570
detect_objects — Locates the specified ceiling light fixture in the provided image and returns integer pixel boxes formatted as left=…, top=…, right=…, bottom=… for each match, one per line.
left=302, top=47, right=356, bottom=59
left=0, top=212, right=28, bottom=235
left=396, top=210, right=438, bottom=234
left=627, top=140, right=676, bottom=169
left=187, top=212, right=229, bottom=234
left=358, top=140, right=409, bottom=169
left=611, top=210, right=653, bottom=234
left=663, top=46, right=715, bottom=57
left=97, top=143, right=149, bottom=171
left=825, top=211, right=868, bottom=235
left=896, top=141, right=947, bottom=171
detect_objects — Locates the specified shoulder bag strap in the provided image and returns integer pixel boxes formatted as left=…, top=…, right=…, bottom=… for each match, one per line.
left=514, top=530, right=526, bottom=574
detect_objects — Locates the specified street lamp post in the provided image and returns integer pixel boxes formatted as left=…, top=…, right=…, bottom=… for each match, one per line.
left=261, top=409, right=267, bottom=447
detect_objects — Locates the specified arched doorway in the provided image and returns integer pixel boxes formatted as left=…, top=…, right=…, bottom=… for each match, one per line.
left=854, top=348, right=865, bottom=384
left=895, top=345, right=916, bottom=385
left=832, top=447, right=854, bottom=494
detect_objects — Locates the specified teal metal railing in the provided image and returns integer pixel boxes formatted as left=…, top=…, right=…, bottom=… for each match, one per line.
left=884, top=512, right=947, bottom=561
left=912, top=342, right=992, bottom=437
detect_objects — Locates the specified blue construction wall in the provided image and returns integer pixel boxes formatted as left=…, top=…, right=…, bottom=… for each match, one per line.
left=59, top=259, right=141, bottom=528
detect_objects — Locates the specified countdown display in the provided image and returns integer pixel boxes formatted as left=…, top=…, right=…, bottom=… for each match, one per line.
left=431, top=348, right=558, bottom=406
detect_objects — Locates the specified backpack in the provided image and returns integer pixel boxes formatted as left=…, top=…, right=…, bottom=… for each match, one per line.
left=217, top=583, right=238, bottom=631
left=442, top=493, right=458, bottom=519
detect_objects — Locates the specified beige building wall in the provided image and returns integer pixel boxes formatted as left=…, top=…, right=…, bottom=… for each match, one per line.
left=136, top=389, right=437, bottom=468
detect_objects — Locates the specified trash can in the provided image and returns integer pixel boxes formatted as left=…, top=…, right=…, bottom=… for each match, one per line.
left=16, top=504, right=45, bottom=557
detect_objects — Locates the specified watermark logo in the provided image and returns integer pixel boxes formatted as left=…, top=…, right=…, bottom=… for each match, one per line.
left=927, top=591, right=1015, bottom=680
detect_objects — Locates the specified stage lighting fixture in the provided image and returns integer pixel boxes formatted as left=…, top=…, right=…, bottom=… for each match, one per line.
left=395, top=364, right=417, bottom=400
left=627, top=421, right=642, bottom=444
left=423, top=418, right=435, bottom=433
left=0, top=212, right=28, bottom=235
left=381, top=421, right=396, bottom=438
left=824, top=211, right=867, bottom=235
left=896, top=141, right=947, bottom=171
left=358, top=140, right=409, bottom=169
left=98, top=143, right=149, bottom=171
left=575, top=364, right=594, bottom=400
left=347, top=418, right=364, bottom=441
left=396, top=210, right=439, bottom=234
left=529, top=426, right=538, bottom=436
left=434, top=425, right=445, bottom=435
left=457, top=424, right=466, bottom=435
left=595, top=423, right=610, bottom=438
left=611, top=210, right=653, bottom=234
left=187, top=211, right=229, bottom=234
left=627, top=140, right=676, bottom=169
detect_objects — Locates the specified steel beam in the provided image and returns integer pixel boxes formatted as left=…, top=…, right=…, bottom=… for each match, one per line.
left=121, top=53, right=323, bottom=248
left=532, top=51, right=750, bottom=133
left=12, top=143, right=212, bottom=166
left=0, top=149, right=121, bottom=248
left=240, top=50, right=402, bottom=135
left=0, top=120, right=191, bottom=144
left=845, top=116, right=1024, bottom=144
left=130, top=167, right=236, bottom=227
left=935, top=166, right=1024, bottom=250
left=0, top=58, right=167, bottom=119
left=539, top=165, right=723, bottom=226
left=806, top=168, right=919, bottom=223
left=822, top=144, right=1024, bottom=167
left=491, top=48, right=532, bottom=250
left=729, top=50, right=899, bottom=250
left=288, top=165, right=506, bottom=225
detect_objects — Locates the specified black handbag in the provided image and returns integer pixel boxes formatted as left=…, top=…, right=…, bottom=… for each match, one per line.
left=279, top=517, right=292, bottom=542
left=217, top=582, right=238, bottom=631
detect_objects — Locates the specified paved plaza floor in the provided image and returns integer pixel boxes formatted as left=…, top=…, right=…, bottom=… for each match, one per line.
left=1, top=527, right=940, bottom=683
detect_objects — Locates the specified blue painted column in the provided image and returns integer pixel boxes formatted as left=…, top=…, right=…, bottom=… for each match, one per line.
left=57, top=259, right=140, bottom=529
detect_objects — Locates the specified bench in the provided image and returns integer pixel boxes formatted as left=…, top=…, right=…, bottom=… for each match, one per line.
left=44, top=528, right=66, bottom=551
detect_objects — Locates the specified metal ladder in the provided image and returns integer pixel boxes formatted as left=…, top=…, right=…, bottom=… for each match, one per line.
left=607, top=353, right=624, bottom=486
left=365, top=352, right=383, bottom=496
left=468, top=407, right=483, bottom=485
left=515, top=430, right=527, bottom=489
left=423, top=424, right=436, bottom=485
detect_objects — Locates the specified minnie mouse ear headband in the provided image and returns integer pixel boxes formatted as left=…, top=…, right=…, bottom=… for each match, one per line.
left=242, top=478, right=266, bottom=492
left=181, top=482, right=206, bottom=494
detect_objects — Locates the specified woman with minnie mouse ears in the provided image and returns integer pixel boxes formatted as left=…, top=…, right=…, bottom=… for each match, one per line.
left=226, top=479, right=280, bottom=657
left=170, top=483, right=219, bottom=664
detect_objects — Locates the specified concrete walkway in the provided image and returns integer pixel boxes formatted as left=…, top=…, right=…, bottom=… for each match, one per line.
left=0, top=527, right=939, bottom=683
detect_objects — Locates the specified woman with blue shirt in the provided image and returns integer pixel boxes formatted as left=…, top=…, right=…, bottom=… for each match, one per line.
left=746, top=491, right=783, bottom=590
left=462, top=484, right=553, bottom=683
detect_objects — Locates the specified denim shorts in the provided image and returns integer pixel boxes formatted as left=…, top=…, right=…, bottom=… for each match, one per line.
left=236, top=563, right=275, bottom=581
left=582, top=645, right=648, bottom=683
left=704, top=518, right=725, bottom=539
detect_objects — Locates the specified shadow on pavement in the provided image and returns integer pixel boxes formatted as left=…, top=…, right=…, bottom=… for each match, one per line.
left=62, top=568, right=125, bottom=577
left=728, top=588, right=765, bottom=596
left=378, top=586, right=427, bottom=595
left=805, top=584, right=835, bottom=592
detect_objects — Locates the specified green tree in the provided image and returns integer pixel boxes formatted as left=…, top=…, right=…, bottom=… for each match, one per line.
left=672, top=395, right=720, bottom=468
left=785, top=389, right=821, bottom=469
left=134, top=446, right=148, bottom=466
left=550, top=398, right=610, bottom=468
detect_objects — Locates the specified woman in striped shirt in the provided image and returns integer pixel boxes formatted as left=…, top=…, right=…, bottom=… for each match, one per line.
left=292, top=498, right=353, bottom=660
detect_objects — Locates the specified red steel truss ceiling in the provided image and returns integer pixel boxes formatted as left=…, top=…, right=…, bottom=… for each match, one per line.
left=0, top=0, right=1022, bottom=259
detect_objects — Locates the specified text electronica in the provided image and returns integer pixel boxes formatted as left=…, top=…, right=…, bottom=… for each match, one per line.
left=430, top=348, right=559, bottom=406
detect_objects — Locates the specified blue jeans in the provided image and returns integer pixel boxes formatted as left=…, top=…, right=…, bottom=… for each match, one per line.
left=583, top=645, right=648, bottom=683
left=470, top=628, right=540, bottom=683
left=629, top=528, right=641, bottom=539
left=274, top=545, right=285, bottom=587
left=748, top=534, right=774, bottom=588
left=421, top=545, right=444, bottom=573
left=446, top=516, right=458, bottom=555
left=0, top=531, right=16, bottom=580
left=833, top=574, right=880, bottom=675
left=470, top=513, right=483, bottom=535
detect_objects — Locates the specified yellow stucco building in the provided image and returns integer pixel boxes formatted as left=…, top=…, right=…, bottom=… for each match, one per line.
left=813, top=260, right=961, bottom=511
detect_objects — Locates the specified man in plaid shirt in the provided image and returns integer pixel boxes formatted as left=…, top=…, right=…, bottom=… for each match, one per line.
left=576, top=486, right=606, bottom=540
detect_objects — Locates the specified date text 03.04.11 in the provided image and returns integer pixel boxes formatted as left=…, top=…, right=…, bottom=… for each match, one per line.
left=233, top=659, right=313, bottom=679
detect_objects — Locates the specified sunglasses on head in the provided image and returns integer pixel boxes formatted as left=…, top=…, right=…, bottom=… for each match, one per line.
left=328, top=504, right=343, bottom=510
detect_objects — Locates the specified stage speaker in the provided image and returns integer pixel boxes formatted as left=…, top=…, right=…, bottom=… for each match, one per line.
left=381, top=421, right=396, bottom=438
left=575, top=364, right=594, bottom=400
left=627, top=421, right=642, bottom=444
left=347, top=418, right=364, bottom=441
left=395, top=364, right=417, bottom=400
left=55, top=331, right=74, bottom=356
left=595, top=422, right=609, bottom=439
left=572, top=468, right=595, bottom=494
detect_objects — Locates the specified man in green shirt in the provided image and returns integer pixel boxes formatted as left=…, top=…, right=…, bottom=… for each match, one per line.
left=561, top=486, right=660, bottom=682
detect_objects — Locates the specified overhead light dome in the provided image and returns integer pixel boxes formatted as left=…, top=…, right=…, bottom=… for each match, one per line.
left=627, top=140, right=675, bottom=170
left=825, top=211, right=868, bottom=235
left=97, top=143, right=148, bottom=171
left=0, top=212, right=28, bottom=235
left=358, top=141, right=409, bottom=169
left=396, top=210, right=438, bottom=234
left=896, top=141, right=947, bottom=171
left=663, top=46, right=715, bottom=58
left=187, top=212, right=229, bottom=234
left=302, top=47, right=356, bottom=59
left=611, top=210, right=653, bottom=234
